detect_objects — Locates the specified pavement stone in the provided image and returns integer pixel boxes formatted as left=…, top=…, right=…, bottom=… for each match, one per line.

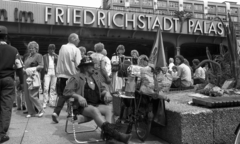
left=4, top=96, right=169, bottom=144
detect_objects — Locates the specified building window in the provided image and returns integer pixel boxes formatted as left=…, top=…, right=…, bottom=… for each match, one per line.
left=142, top=0, right=152, bottom=6
left=207, top=14, right=216, bottom=20
left=129, top=7, right=140, bottom=12
left=194, top=13, right=203, bottom=19
left=113, top=6, right=125, bottom=11
left=142, top=8, right=153, bottom=13
left=158, top=1, right=167, bottom=7
left=218, top=15, right=227, bottom=21
left=217, top=7, right=226, bottom=13
left=208, top=5, right=216, bottom=13
left=231, top=16, right=238, bottom=22
left=194, top=4, right=203, bottom=11
left=130, top=0, right=140, bottom=5
left=169, top=11, right=175, bottom=15
left=169, top=2, right=178, bottom=8
left=184, top=3, right=192, bottom=10
left=112, top=0, right=124, bottom=3
left=156, top=10, right=168, bottom=15
left=231, top=8, right=238, bottom=14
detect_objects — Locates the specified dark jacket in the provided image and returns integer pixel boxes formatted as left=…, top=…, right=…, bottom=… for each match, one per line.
left=63, top=73, right=108, bottom=110
left=43, top=53, right=58, bottom=74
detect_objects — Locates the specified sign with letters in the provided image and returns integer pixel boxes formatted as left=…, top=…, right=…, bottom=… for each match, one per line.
left=0, top=0, right=225, bottom=37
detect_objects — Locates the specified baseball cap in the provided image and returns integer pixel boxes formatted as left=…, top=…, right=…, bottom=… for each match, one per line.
left=0, top=26, right=8, bottom=34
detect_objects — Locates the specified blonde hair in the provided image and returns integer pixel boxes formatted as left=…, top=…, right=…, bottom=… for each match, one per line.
left=131, top=50, right=139, bottom=57
left=27, top=41, right=39, bottom=52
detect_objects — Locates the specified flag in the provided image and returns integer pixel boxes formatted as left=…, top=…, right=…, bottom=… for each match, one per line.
left=125, top=0, right=130, bottom=8
left=179, top=0, right=183, bottom=11
left=153, top=0, right=158, bottom=11
left=203, top=0, right=208, bottom=15
left=149, top=27, right=167, bottom=69
left=225, top=2, right=230, bottom=14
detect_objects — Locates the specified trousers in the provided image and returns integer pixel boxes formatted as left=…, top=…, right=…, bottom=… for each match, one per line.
left=0, top=77, right=15, bottom=137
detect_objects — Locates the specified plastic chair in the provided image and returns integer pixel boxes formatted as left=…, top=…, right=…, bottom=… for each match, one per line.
left=65, top=98, right=103, bottom=143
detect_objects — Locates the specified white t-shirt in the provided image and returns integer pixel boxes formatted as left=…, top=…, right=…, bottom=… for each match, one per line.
left=168, top=62, right=175, bottom=71
left=102, top=56, right=112, bottom=76
left=48, top=55, right=55, bottom=69
left=56, top=43, right=82, bottom=78
left=178, top=63, right=192, bottom=82
left=194, top=67, right=205, bottom=79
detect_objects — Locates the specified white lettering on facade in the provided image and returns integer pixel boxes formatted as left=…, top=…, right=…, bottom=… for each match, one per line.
left=97, top=11, right=105, bottom=26
left=107, top=12, right=111, bottom=27
left=217, top=23, right=224, bottom=35
left=113, top=13, right=124, bottom=27
left=84, top=10, right=95, bottom=25
left=137, top=15, right=145, bottom=29
left=55, top=7, right=64, bottom=23
left=73, top=9, right=81, bottom=24
left=152, top=16, right=162, bottom=30
left=125, top=14, right=136, bottom=29
left=188, top=20, right=194, bottom=33
left=209, top=22, right=217, bottom=35
left=194, top=20, right=203, bottom=34
left=66, top=8, right=70, bottom=24
left=146, top=15, right=152, bottom=30
left=45, top=7, right=52, bottom=23
left=163, top=17, right=173, bottom=31
left=172, top=18, right=179, bottom=32
left=203, top=21, right=208, bottom=34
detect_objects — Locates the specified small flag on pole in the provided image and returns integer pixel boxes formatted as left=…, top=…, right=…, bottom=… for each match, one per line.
left=225, top=2, right=231, bottom=13
left=149, top=27, right=166, bottom=69
left=203, top=0, right=208, bottom=14
left=179, top=0, right=183, bottom=11
left=125, top=0, right=130, bottom=8
left=153, top=0, right=158, bottom=11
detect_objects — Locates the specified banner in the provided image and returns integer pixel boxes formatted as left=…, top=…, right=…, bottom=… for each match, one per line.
left=153, top=0, right=158, bottom=11
left=225, top=2, right=230, bottom=13
left=203, top=0, right=208, bottom=14
left=179, top=0, right=183, bottom=11
left=125, top=0, right=130, bottom=8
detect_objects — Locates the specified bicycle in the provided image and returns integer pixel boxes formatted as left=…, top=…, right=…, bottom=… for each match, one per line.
left=234, top=123, right=240, bottom=144
left=113, top=90, right=170, bottom=142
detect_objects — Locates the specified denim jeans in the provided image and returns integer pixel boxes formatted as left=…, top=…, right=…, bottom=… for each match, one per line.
left=0, top=76, right=15, bottom=137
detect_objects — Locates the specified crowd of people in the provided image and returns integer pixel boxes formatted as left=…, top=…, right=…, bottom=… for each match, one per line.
left=0, top=24, right=210, bottom=143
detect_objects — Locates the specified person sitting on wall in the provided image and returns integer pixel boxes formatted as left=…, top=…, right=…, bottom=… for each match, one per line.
left=192, top=59, right=206, bottom=85
left=171, top=55, right=192, bottom=88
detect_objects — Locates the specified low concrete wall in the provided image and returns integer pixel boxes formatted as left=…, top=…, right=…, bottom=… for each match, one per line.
left=151, top=91, right=240, bottom=144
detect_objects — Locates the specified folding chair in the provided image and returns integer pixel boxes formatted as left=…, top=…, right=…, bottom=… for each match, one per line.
left=65, top=98, right=103, bottom=143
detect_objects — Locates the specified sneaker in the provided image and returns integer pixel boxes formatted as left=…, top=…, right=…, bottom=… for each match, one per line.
left=26, top=114, right=36, bottom=118
left=52, top=113, right=59, bottom=123
left=0, top=135, right=10, bottom=143
left=43, top=104, right=47, bottom=109
left=38, top=110, right=44, bottom=118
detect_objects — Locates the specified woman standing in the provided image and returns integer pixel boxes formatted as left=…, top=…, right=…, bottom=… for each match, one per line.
left=111, top=45, right=125, bottom=91
left=23, top=41, right=44, bottom=118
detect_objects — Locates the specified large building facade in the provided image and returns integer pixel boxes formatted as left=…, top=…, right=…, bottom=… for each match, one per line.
left=103, top=0, right=240, bottom=36
left=0, top=0, right=238, bottom=62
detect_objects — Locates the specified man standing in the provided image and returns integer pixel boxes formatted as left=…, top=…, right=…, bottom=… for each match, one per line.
left=43, top=44, right=58, bottom=108
left=52, top=33, right=81, bottom=123
left=0, top=26, right=23, bottom=143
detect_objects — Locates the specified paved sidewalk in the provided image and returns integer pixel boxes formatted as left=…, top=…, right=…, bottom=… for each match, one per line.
left=4, top=98, right=169, bottom=144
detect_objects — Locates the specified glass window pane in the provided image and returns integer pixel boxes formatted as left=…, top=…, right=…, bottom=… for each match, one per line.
left=184, top=3, right=192, bottom=10
left=194, top=4, right=203, bottom=11
left=217, top=7, right=226, bottom=13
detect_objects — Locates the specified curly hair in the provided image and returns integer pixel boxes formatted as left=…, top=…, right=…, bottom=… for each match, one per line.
left=175, top=55, right=185, bottom=64
left=79, top=46, right=86, bottom=54
left=131, top=50, right=139, bottom=57
left=94, top=42, right=104, bottom=53
left=28, top=41, right=39, bottom=52
left=116, top=45, right=125, bottom=53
